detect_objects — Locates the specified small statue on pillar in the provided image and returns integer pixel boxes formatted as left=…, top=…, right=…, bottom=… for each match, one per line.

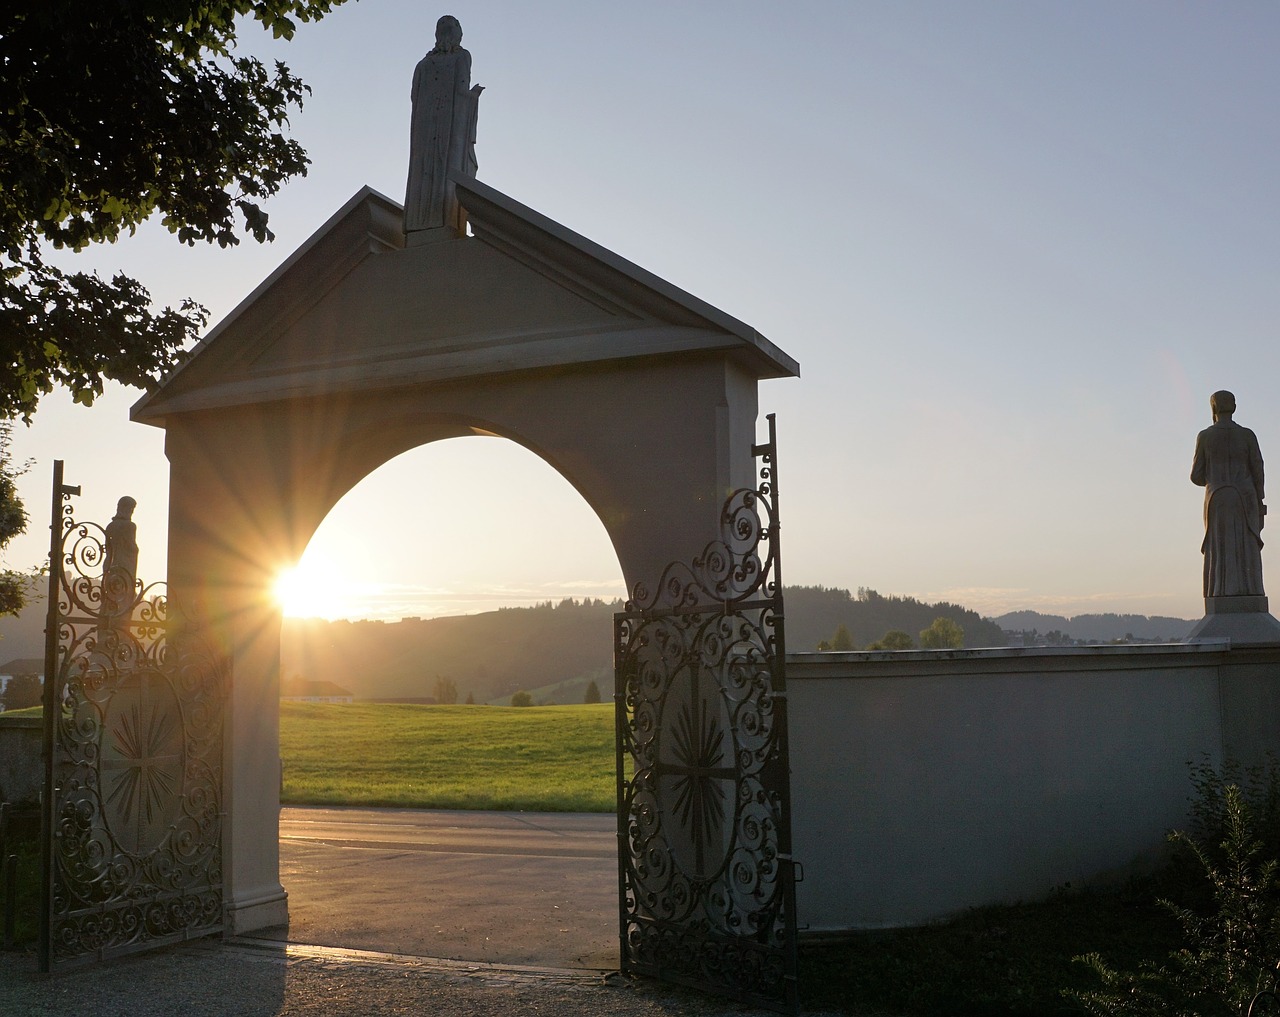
left=1187, top=390, right=1280, bottom=645
left=404, top=15, right=482, bottom=241
left=1191, top=390, right=1266, bottom=601
left=98, top=496, right=139, bottom=638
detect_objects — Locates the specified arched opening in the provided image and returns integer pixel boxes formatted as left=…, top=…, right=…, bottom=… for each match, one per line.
left=139, top=183, right=796, bottom=981
left=270, top=435, right=625, bottom=968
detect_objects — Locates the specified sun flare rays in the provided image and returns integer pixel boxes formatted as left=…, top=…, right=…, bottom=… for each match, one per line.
left=274, top=553, right=346, bottom=619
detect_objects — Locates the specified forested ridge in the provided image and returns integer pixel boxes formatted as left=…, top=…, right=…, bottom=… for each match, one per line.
left=784, top=586, right=1009, bottom=650
left=1, top=586, right=1196, bottom=703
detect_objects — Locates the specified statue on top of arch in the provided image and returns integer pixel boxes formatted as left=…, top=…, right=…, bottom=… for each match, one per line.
left=404, top=14, right=482, bottom=240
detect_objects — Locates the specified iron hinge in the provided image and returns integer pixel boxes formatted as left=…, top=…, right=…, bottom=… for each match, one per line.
left=779, top=855, right=804, bottom=883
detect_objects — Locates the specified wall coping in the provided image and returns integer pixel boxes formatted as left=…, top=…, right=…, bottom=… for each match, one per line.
left=782, top=640, right=1280, bottom=679
left=0, top=714, right=41, bottom=729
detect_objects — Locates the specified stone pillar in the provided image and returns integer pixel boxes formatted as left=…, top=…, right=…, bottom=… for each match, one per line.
left=165, top=417, right=290, bottom=933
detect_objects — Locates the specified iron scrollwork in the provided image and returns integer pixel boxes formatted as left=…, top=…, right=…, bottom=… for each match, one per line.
left=614, top=415, right=799, bottom=1014
left=40, top=470, right=224, bottom=971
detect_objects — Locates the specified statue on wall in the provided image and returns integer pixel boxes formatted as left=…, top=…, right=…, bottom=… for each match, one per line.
left=404, top=15, right=482, bottom=237
left=1191, top=390, right=1266, bottom=599
left=99, top=495, right=139, bottom=632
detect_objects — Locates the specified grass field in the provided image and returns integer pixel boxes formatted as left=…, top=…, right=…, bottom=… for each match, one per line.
left=280, top=701, right=615, bottom=812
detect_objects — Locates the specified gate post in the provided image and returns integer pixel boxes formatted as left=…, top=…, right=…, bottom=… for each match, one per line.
left=165, top=429, right=289, bottom=935
left=614, top=415, right=799, bottom=1013
left=37, top=460, right=75, bottom=971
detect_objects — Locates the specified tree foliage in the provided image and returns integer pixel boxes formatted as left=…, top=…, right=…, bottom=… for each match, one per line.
left=1, top=673, right=42, bottom=711
left=919, top=616, right=965, bottom=649
left=866, top=629, right=914, bottom=651
left=432, top=674, right=458, bottom=705
left=785, top=586, right=1005, bottom=651
left=0, top=423, right=30, bottom=616
left=817, top=623, right=856, bottom=652
left=0, top=1, right=347, bottom=421
left=583, top=679, right=602, bottom=704
left=510, top=690, right=533, bottom=708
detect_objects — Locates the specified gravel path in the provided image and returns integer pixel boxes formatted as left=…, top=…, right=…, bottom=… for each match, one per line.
left=0, top=939, right=838, bottom=1017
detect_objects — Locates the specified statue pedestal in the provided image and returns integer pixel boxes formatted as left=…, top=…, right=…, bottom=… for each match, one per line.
left=405, top=225, right=461, bottom=247
left=1186, top=595, right=1280, bottom=646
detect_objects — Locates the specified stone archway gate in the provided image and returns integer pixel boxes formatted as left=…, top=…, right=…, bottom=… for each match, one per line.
left=43, top=178, right=799, bottom=1002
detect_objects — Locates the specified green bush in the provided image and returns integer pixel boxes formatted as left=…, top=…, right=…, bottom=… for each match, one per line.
left=1, top=833, right=40, bottom=947
left=1073, top=758, right=1280, bottom=1017
left=509, top=690, right=532, bottom=707
left=866, top=629, right=913, bottom=651
left=920, top=616, right=964, bottom=649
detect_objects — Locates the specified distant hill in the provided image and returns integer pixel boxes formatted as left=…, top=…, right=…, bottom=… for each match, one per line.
left=5, top=584, right=1200, bottom=700
left=785, top=586, right=1008, bottom=650
left=281, top=598, right=620, bottom=704
left=284, top=586, right=1011, bottom=700
left=993, top=611, right=1194, bottom=643
left=485, top=668, right=610, bottom=707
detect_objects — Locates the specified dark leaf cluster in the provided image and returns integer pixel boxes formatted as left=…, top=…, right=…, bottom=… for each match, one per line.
left=1, top=672, right=42, bottom=711
left=0, top=422, right=30, bottom=616
left=0, top=1, right=346, bottom=421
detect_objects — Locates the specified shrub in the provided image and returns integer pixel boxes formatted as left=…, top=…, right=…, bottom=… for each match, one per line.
left=817, top=624, right=856, bottom=652
left=510, top=691, right=532, bottom=708
left=583, top=680, right=601, bottom=704
left=0, top=817, right=39, bottom=947
left=920, top=616, right=964, bottom=649
left=433, top=675, right=458, bottom=705
left=1, top=673, right=42, bottom=711
left=1073, top=757, right=1280, bottom=1017
left=866, top=629, right=913, bottom=651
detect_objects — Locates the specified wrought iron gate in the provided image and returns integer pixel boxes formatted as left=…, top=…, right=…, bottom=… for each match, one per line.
left=614, top=415, right=799, bottom=1014
left=39, top=462, right=225, bottom=971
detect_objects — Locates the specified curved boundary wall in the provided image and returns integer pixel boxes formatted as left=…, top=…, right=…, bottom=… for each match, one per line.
left=786, top=641, right=1280, bottom=932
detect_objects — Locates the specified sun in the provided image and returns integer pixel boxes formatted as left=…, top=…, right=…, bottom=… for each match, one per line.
left=274, top=554, right=340, bottom=618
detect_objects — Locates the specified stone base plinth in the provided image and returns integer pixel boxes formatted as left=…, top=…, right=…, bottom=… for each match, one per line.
left=1187, top=597, right=1280, bottom=645
left=1206, top=595, right=1270, bottom=614
left=225, top=886, right=289, bottom=935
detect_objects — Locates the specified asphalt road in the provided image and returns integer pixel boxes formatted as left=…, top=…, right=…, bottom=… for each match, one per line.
left=265, top=806, right=619, bottom=970
left=3, top=808, right=825, bottom=1016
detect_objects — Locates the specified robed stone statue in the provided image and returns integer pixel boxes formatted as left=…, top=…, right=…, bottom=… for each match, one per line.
left=404, top=15, right=482, bottom=238
left=1191, top=390, right=1266, bottom=600
left=99, top=495, right=139, bottom=635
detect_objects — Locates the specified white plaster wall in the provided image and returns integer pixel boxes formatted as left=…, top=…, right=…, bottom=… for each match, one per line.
left=0, top=716, right=43, bottom=805
left=784, top=645, right=1277, bottom=932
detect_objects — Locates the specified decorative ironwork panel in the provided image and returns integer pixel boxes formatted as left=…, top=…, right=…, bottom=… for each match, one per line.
left=40, top=464, right=225, bottom=972
left=614, top=415, right=799, bottom=1014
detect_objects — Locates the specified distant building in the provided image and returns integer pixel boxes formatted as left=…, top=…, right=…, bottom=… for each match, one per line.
left=280, top=678, right=355, bottom=704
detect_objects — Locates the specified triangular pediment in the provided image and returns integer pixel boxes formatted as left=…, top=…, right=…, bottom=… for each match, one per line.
left=132, top=179, right=798, bottom=424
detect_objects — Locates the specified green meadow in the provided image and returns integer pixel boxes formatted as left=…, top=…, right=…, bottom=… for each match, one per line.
left=279, top=701, right=615, bottom=812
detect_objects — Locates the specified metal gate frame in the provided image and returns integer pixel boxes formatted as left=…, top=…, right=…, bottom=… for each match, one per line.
left=39, top=462, right=225, bottom=971
left=614, top=414, right=799, bottom=1014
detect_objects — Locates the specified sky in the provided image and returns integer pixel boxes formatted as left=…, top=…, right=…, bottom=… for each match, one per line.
left=5, top=1, right=1280, bottom=623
